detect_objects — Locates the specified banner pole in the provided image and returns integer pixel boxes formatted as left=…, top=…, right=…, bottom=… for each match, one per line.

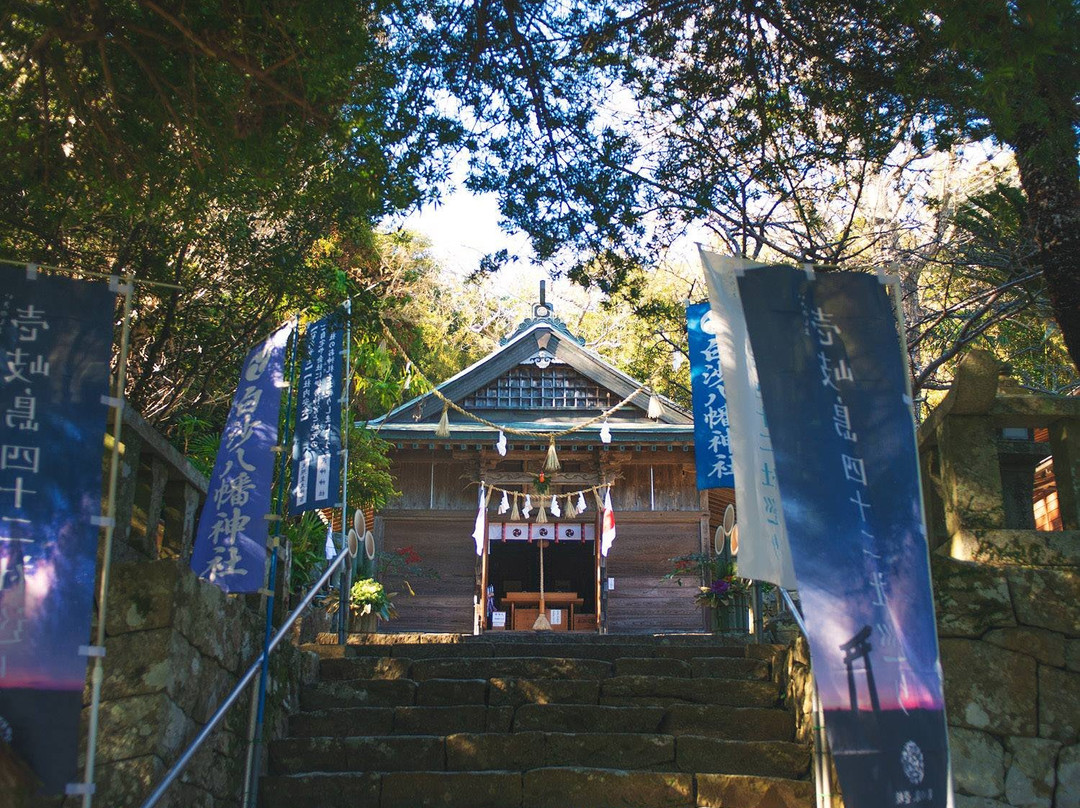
left=243, top=317, right=299, bottom=808
left=337, top=301, right=353, bottom=646
left=80, top=272, right=135, bottom=808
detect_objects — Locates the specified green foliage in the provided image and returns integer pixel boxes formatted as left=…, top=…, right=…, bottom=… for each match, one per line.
left=662, top=554, right=750, bottom=609
left=283, top=512, right=331, bottom=594
left=326, top=577, right=398, bottom=622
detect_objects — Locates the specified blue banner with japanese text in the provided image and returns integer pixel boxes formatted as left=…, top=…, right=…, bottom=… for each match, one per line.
left=290, top=313, right=343, bottom=513
left=191, top=322, right=293, bottom=593
left=687, top=302, right=734, bottom=490
left=0, top=270, right=115, bottom=793
left=737, top=266, right=950, bottom=808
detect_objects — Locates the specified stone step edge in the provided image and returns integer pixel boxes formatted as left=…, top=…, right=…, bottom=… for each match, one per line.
left=262, top=767, right=814, bottom=785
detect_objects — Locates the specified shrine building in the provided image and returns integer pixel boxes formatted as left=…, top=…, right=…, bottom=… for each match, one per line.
left=368, top=293, right=729, bottom=633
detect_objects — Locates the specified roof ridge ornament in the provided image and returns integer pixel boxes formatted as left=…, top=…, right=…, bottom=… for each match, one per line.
left=501, top=278, right=586, bottom=345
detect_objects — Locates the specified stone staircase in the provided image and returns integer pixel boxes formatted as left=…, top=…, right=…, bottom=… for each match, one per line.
left=259, top=634, right=814, bottom=808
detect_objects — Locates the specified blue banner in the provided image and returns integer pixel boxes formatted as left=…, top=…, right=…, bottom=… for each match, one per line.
left=687, top=302, right=734, bottom=490
left=738, top=266, right=949, bottom=808
left=192, top=322, right=293, bottom=593
left=290, top=313, right=343, bottom=513
left=0, top=270, right=115, bottom=793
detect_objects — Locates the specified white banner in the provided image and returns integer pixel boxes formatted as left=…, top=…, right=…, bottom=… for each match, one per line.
left=487, top=522, right=595, bottom=542
left=699, top=248, right=797, bottom=589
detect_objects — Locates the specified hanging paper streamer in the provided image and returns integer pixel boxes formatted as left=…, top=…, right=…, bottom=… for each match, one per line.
left=0, top=271, right=115, bottom=794
left=738, top=264, right=950, bottom=808
left=647, top=392, right=665, bottom=420
left=599, top=421, right=612, bottom=444
left=498, top=490, right=510, bottom=515
left=496, top=430, right=507, bottom=456
left=324, top=524, right=336, bottom=560
left=291, top=312, right=343, bottom=513
left=600, top=486, right=617, bottom=557
left=577, top=491, right=587, bottom=513
left=522, top=494, right=532, bottom=519
left=686, top=301, right=735, bottom=491
left=551, top=494, right=561, bottom=518
left=192, top=322, right=295, bottom=593
left=471, top=483, right=487, bottom=555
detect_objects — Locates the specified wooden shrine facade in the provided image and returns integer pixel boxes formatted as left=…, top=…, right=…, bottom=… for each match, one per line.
left=369, top=299, right=709, bottom=633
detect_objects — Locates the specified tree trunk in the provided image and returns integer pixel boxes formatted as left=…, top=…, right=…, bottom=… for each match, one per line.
left=1010, top=122, right=1080, bottom=375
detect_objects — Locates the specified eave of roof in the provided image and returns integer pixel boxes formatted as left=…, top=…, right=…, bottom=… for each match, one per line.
left=368, top=318, right=692, bottom=429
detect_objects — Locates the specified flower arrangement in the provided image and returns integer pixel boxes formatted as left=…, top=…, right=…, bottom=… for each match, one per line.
left=350, top=578, right=398, bottom=621
left=663, top=553, right=750, bottom=608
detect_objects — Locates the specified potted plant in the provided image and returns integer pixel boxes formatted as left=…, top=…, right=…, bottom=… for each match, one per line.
left=327, top=578, right=398, bottom=633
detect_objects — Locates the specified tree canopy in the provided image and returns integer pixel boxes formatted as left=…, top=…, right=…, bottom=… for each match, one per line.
left=397, top=0, right=1079, bottom=372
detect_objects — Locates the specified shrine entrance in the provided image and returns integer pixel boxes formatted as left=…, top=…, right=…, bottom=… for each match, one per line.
left=483, top=522, right=600, bottom=632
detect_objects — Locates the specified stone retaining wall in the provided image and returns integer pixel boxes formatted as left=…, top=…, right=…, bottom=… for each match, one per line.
left=936, top=557, right=1080, bottom=808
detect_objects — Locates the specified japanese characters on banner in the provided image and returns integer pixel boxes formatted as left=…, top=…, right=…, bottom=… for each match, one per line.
left=191, top=322, right=294, bottom=593
left=699, top=249, right=796, bottom=588
left=0, top=272, right=115, bottom=793
left=291, top=313, right=343, bottom=514
left=737, top=265, right=950, bottom=808
left=686, top=302, right=734, bottom=490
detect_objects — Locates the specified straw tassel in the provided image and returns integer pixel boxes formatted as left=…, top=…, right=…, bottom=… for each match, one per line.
left=544, top=437, right=561, bottom=472
left=647, top=393, right=665, bottom=420
left=434, top=403, right=450, bottom=437
left=565, top=495, right=578, bottom=519
left=594, top=489, right=604, bottom=510
left=536, top=496, right=548, bottom=524
left=510, top=493, right=520, bottom=521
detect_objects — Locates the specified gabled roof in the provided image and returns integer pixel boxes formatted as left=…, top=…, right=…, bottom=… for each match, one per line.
left=368, top=306, right=692, bottom=441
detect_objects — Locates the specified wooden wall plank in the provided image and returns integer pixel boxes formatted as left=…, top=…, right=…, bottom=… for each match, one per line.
left=379, top=516, right=476, bottom=633
left=605, top=520, right=704, bottom=632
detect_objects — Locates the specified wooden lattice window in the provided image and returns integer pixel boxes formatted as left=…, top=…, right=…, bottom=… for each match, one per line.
left=464, top=366, right=615, bottom=409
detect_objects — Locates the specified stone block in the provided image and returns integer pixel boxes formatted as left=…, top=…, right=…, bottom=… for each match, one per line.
left=543, top=732, right=675, bottom=769
left=106, top=561, right=179, bottom=636
left=410, top=656, right=612, bottom=681
left=382, top=770, right=522, bottom=808
left=695, top=772, right=815, bottom=808
left=690, top=657, right=770, bottom=680
left=1009, top=568, right=1080, bottom=637
left=984, top=628, right=1066, bottom=668
left=954, top=797, right=1011, bottom=808
left=257, top=773, right=380, bottom=808
left=614, top=658, right=690, bottom=677
left=522, top=767, right=693, bottom=808
left=487, top=677, right=600, bottom=707
left=949, top=727, right=1004, bottom=798
left=932, top=560, right=1016, bottom=638
left=99, top=628, right=177, bottom=701
left=1057, top=744, right=1080, bottom=808
left=289, top=707, right=394, bottom=737
left=940, top=638, right=1037, bottom=736
left=1067, top=640, right=1080, bottom=673
left=95, top=694, right=190, bottom=763
left=416, top=678, right=488, bottom=706
left=392, top=705, right=488, bottom=735
left=92, top=755, right=164, bottom=808
left=1005, top=737, right=1060, bottom=808
left=446, top=731, right=544, bottom=770
left=675, top=737, right=810, bottom=779
left=512, top=704, right=664, bottom=734
left=660, top=705, right=795, bottom=742
left=600, top=675, right=778, bottom=707
left=1038, top=665, right=1080, bottom=742
left=299, top=679, right=417, bottom=710
left=318, top=657, right=410, bottom=681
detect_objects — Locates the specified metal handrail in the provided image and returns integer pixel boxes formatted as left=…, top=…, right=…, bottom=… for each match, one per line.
left=138, top=548, right=353, bottom=808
